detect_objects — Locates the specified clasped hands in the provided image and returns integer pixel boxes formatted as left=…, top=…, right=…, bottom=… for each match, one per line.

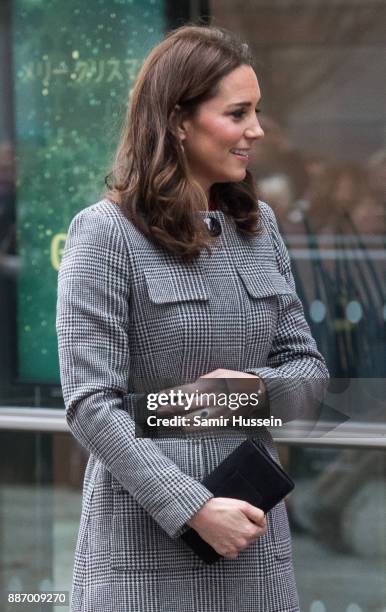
left=155, top=368, right=268, bottom=431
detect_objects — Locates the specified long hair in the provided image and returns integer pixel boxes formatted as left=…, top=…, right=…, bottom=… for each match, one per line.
left=104, top=24, right=261, bottom=261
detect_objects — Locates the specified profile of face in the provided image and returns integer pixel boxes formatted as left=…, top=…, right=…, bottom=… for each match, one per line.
left=177, top=64, right=264, bottom=198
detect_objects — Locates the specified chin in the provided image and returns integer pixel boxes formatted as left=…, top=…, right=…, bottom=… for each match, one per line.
left=229, top=171, right=247, bottom=183
left=218, top=170, right=247, bottom=184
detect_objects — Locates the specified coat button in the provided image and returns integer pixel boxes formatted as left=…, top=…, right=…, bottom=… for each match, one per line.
left=203, top=217, right=222, bottom=237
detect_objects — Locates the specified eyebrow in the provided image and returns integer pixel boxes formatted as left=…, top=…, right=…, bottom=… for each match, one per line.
left=226, top=100, right=261, bottom=108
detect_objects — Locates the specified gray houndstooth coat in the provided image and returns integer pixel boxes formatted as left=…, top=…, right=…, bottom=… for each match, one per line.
left=56, top=197, right=328, bottom=612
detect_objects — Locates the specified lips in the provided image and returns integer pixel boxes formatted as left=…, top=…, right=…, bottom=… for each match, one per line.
left=230, top=149, right=250, bottom=158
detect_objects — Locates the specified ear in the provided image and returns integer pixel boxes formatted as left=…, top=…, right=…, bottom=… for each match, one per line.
left=170, top=104, right=190, bottom=143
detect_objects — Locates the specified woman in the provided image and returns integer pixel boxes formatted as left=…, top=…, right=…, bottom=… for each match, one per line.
left=56, top=24, right=328, bottom=612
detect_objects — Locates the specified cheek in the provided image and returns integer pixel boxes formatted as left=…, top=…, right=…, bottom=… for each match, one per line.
left=202, top=118, right=242, bottom=149
left=218, top=121, right=242, bottom=146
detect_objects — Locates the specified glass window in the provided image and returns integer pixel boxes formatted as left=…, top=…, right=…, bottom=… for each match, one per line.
left=0, top=0, right=169, bottom=406
left=1, top=2, right=385, bottom=609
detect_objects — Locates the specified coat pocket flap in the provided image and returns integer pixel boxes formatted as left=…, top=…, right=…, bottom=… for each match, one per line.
left=144, top=270, right=209, bottom=304
left=237, top=268, right=293, bottom=299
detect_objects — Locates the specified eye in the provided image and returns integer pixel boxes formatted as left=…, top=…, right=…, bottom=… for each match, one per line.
left=231, top=108, right=261, bottom=120
left=231, top=109, right=246, bottom=119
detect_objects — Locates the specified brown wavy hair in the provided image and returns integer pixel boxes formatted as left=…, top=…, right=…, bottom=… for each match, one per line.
left=104, top=24, right=261, bottom=262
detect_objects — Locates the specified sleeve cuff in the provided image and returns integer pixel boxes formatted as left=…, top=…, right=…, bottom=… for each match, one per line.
left=154, top=483, right=214, bottom=539
left=243, top=367, right=300, bottom=423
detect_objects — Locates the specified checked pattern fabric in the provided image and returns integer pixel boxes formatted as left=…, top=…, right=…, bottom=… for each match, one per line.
left=56, top=198, right=328, bottom=611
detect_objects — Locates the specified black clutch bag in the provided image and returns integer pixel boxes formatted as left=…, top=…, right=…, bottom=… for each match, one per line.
left=180, top=438, right=295, bottom=564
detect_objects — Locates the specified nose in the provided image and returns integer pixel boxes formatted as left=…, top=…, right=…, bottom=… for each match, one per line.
left=245, top=117, right=264, bottom=140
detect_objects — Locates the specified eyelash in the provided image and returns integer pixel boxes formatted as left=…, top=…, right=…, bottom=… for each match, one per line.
left=231, top=108, right=261, bottom=119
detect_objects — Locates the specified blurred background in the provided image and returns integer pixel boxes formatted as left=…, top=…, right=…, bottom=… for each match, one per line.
left=0, top=1, right=385, bottom=610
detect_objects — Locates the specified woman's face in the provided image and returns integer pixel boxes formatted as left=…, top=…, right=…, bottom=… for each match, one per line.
left=178, top=65, right=264, bottom=198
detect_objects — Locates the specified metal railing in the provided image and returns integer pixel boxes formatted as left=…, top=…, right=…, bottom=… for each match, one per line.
left=1, top=407, right=385, bottom=448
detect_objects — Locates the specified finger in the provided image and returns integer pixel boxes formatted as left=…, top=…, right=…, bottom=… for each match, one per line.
left=223, top=552, right=238, bottom=560
left=156, top=380, right=221, bottom=415
left=253, top=521, right=268, bottom=535
left=200, top=369, right=227, bottom=378
left=242, top=503, right=266, bottom=527
left=156, top=403, right=185, bottom=417
left=154, top=380, right=209, bottom=415
left=197, top=382, right=230, bottom=410
left=188, top=403, right=230, bottom=420
left=147, top=388, right=186, bottom=416
left=195, top=376, right=229, bottom=394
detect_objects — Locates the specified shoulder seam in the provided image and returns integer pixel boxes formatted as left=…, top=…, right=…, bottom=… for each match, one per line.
left=67, top=203, right=135, bottom=276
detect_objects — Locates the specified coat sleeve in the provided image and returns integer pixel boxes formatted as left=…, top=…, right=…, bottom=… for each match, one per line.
left=244, top=201, right=330, bottom=425
left=56, top=206, right=213, bottom=538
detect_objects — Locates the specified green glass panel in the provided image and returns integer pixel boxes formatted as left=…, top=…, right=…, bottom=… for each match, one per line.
left=13, top=0, right=165, bottom=383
